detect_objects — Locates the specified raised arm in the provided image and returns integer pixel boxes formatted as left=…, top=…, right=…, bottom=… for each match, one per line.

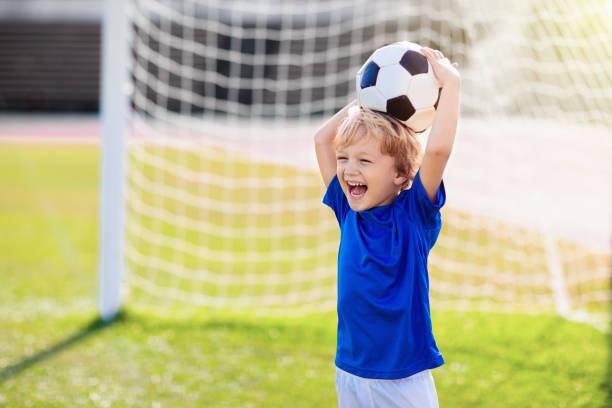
left=314, top=100, right=355, bottom=187
left=418, top=47, right=461, bottom=203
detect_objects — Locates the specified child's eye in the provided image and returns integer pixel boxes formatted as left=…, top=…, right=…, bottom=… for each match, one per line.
left=336, top=156, right=347, bottom=161
left=360, top=159, right=371, bottom=164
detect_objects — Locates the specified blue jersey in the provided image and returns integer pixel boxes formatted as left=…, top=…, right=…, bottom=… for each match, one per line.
left=323, top=170, right=446, bottom=379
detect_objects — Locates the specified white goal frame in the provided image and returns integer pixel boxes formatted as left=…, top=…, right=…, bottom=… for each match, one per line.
left=98, top=0, right=131, bottom=321
left=96, top=0, right=611, bottom=328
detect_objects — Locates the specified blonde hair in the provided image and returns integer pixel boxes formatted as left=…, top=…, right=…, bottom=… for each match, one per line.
left=333, top=106, right=423, bottom=189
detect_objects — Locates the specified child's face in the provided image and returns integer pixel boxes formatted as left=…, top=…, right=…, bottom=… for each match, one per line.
left=335, top=136, right=406, bottom=212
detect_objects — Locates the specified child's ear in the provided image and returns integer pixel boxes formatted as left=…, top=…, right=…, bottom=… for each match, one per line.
left=393, top=172, right=407, bottom=186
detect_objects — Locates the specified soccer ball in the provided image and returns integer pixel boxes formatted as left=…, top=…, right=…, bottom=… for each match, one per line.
left=356, top=41, right=441, bottom=132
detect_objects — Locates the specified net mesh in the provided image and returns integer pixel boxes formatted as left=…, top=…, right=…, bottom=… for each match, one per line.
left=121, top=0, right=611, bottom=327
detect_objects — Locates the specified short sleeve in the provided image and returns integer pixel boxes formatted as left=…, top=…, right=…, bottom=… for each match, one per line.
left=401, top=170, right=446, bottom=231
left=322, top=175, right=350, bottom=226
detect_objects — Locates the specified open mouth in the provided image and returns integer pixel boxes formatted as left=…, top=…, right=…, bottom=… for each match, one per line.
left=347, top=181, right=367, bottom=200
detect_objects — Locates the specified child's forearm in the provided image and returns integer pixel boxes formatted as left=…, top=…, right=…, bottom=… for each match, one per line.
left=314, top=100, right=355, bottom=186
left=314, top=100, right=355, bottom=146
left=425, top=83, right=460, bottom=155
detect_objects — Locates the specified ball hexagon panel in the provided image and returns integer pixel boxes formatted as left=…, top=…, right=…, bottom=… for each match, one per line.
left=360, top=61, right=380, bottom=89
left=386, top=95, right=416, bottom=121
left=406, top=107, right=436, bottom=132
left=358, top=86, right=387, bottom=112
left=399, top=50, right=429, bottom=76
left=407, top=73, right=439, bottom=109
left=370, top=44, right=409, bottom=68
left=374, top=64, right=413, bottom=100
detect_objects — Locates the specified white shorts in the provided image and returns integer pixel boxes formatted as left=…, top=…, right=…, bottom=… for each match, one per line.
left=335, top=366, right=439, bottom=408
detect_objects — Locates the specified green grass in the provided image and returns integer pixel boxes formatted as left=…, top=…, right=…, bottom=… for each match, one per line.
left=0, top=143, right=610, bottom=407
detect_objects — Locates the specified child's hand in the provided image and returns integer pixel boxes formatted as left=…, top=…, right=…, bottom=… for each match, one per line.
left=421, top=47, right=460, bottom=89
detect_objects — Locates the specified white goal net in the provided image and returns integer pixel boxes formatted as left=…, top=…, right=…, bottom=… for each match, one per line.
left=112, top=0, right=611, bottom=327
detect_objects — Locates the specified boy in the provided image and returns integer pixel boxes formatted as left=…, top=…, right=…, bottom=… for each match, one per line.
left=314, top=47, right=460, bottom=407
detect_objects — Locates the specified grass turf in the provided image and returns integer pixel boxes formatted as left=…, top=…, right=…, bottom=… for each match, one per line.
left=0, top=143, right=610, bottom=407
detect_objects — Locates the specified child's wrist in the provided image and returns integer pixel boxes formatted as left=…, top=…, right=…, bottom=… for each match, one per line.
left=440, top=77, right=461, bottom=91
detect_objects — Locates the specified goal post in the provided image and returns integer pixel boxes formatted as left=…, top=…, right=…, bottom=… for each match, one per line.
left=98, top=0, right=612, bottom=328
left=98, top=0, right=131, bottom=321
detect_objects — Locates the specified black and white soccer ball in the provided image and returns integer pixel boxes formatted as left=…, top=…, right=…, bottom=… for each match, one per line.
left=356, top=41, right=441, bottom=132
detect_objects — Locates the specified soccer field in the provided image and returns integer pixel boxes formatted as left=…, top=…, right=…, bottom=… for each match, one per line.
left=0, top=143, right=610, bottom=407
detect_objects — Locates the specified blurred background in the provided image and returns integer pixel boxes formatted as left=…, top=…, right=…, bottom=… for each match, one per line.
left=0, top=0, right=611, bottom=407
left=0, top=0, right=101, bottom=112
